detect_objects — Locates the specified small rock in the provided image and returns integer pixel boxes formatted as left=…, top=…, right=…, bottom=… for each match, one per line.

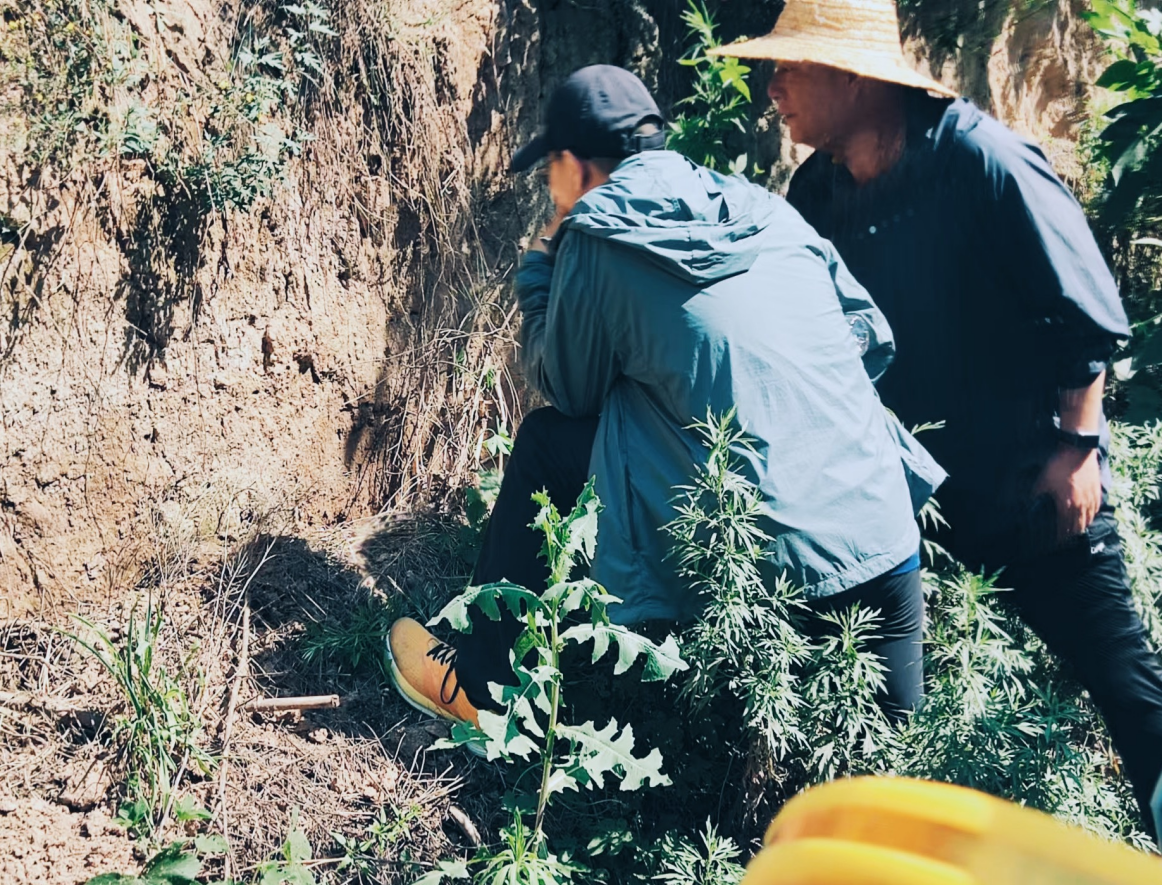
left=81, top=809, right=114, bottom=837
left=59, top=759, right=111, bottom=811
left=35, top=462, right=62, bottom=487
left=0, top=798, right=17, bottom=814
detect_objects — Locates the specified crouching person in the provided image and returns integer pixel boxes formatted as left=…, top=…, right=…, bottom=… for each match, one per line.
left=387, top=65, right=942, bottom=730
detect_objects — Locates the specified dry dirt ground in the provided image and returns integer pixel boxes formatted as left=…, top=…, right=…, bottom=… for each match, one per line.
left=0, top=799, right=138, bottom=885
left=0, top=511, right=497, bottom=884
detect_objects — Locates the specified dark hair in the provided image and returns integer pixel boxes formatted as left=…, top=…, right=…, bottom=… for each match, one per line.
left=586, top=121, right=662, bottom=175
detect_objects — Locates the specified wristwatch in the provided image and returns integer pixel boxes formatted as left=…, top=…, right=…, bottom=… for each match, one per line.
left=1053, top=416, right=1101, bottom=450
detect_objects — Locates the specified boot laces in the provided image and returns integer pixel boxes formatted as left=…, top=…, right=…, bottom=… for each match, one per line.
left=427, top=642, right=462, bottom=706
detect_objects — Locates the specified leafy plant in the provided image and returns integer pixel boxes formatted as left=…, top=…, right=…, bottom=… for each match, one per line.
left=666, top=1, right=757, bottom=176
left=1110, top=421, right=1162, bottom=648
left=333, top=803, right=424, bottom=879
left=1083, top=0, right=1162, bottom=227
left=664, top=410, right=1149, bottom=848
left=416, top=480, right=687, bottom=884
left=301, top=596, right=398, bottom=676
left=1084, top=0, right=1162, bottom=421
left=69, top=602, right=215, bottom=834
left=255, top=810, right=317, bottom=885
left=1, top=0, right=333, bottom=216
left=896, top=568, right=1145, bottom=846
left=83, top=835, right=228, bottom=885
left=652, top=822, right=745, bottom=885
left=666, top=411, right=893, bottom=794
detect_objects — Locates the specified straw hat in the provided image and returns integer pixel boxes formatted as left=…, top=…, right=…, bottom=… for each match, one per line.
left=709, top=0, right=956, bottom=98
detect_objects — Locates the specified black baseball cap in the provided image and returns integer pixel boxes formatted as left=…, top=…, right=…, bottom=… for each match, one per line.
left=510, top=65, right=665, bottom=173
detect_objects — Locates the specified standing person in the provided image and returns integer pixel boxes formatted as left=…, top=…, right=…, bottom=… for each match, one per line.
left=712, top=0, right=1162, bottom=836
left=387, top=65, right=942, bottom=737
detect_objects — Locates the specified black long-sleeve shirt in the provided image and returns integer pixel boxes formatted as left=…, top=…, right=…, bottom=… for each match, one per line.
left=787, top=97, right=1130, bottom=569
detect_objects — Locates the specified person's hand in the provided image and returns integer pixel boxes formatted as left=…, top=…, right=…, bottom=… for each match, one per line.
left=528, top=209, right=569, bottom=254
left=1033, top=446, right=1102, bottom=544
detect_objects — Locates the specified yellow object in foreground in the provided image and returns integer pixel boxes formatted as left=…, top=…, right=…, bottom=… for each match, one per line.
left=742, top=777, right=1161, bottom=885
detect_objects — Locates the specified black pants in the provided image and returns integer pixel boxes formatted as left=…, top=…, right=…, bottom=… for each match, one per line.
left=454, top=407, right=925, bottom=722
left=1000, top=508, right=1162, bottom=831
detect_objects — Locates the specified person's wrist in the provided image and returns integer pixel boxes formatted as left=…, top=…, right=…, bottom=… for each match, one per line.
left=1053, top=442, right=1096, bottom=466
left=527, top=213, right=566, bottom=254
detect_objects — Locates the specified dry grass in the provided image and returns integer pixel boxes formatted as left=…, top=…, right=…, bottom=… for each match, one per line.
left=0, top=470, right=501, bottom=883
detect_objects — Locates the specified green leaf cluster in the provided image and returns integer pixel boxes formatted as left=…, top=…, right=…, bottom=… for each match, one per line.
left=664, top=411, right=1154, bottom=849
left=419, top=480, right=687, bottom=884
left=84, top=835, right=228, bottom=885
left=665, top=1, right=757, bottom=177
left=1084, top=0, right=1162, bottom=226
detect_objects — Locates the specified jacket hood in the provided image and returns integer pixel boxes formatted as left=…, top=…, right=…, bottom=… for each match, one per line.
left=564, top=151, right=782, bottom=284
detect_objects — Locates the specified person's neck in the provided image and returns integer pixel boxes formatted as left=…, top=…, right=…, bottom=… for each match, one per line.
left=830, top=95, right=909, bottom=186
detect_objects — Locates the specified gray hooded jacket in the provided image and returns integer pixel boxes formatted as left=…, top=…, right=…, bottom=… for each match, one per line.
left=515, top=150, right=942, bottom=623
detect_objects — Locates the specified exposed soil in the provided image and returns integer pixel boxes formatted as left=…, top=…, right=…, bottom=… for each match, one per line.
left=0, top=798, right=140, bottom=885
left=0, top=0, right=1112, bottom=881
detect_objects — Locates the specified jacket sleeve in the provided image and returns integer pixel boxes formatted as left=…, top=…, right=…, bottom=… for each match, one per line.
left=820, top=239, right=897, bottom=383
left=978, top=134, right=1130, bottom=388
left=515, top=232, right=621, bottom=417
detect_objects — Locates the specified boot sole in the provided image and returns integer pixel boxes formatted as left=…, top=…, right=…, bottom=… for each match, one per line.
left=385, top=638, right=486, bottom=758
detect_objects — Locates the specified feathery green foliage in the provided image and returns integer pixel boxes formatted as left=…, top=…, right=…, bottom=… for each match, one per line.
left=665, top=412, right=1152, bottom=848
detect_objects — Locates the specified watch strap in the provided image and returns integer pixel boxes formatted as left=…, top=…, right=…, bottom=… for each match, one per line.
left=1053, top=417, right=1101, bottom=450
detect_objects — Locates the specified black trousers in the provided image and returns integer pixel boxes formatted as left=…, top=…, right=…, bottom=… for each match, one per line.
left=1000, top=508, right=1162, bottom=831
left=453, top=407, right=925, bottom=722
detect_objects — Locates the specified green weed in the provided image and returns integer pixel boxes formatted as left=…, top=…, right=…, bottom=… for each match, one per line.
left=69, top=602, right=215, bottom=835
left=415, top=480, right=687, bottom=884
left=2, top=0, right=331, bottom=215
left=301, top=596, right=398, bottom=677
left=83, top=834, right=228, bottom=885
left=652, top=821, right=745, bottom=885
left=81, top=816, right=315, bottom=884
left=666, top=1, right=757, bottom=177
left=254, top=810, right=318, bottom=884
left=666, top=410, right=894, bottom=792
left=332, top=802, right=424, bottom=879
left=665, top=411, right=1150, bottom=847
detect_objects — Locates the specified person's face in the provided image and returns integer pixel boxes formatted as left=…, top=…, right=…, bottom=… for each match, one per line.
left=767, top=62, right=859, bottom=149
left=544, top=150, right=585, bottom=216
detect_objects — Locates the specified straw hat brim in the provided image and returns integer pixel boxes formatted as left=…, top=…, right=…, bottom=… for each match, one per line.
left=709, top=34, right=957, bottom=99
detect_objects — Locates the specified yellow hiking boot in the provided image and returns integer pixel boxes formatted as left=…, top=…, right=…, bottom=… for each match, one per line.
left=386, top=618, right=482, bottom=730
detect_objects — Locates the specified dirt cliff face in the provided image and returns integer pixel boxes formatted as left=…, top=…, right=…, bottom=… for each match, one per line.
left=0, top=0, right=1106, bottom=613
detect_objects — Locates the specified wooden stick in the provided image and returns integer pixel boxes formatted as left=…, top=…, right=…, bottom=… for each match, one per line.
left=447, top=805, right=482, bottom=847
left=0, top=690, right=86, bottom=714
left=241, top=694, right=340, bottom=712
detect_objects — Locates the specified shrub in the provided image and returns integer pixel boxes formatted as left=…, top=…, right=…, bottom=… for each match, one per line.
left=666, top=1, right=756, bottom=177
left=664, top=412, right=1151, bottom=848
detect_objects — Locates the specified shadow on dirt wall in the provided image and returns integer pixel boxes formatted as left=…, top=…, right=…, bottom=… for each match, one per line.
left=115, top=184, right=210, bottom=378
left=342, top=0, right=786, bottom=513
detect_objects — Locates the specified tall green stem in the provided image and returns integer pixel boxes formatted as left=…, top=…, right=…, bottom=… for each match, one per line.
left=534, top=600, right=562, bottom=837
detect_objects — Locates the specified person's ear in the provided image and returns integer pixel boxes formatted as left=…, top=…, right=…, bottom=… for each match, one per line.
left=580, top=158, right=601, bottom=192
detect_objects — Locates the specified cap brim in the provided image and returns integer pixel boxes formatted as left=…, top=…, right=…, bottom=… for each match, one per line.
left=510, top=133, right=550, bottom=173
